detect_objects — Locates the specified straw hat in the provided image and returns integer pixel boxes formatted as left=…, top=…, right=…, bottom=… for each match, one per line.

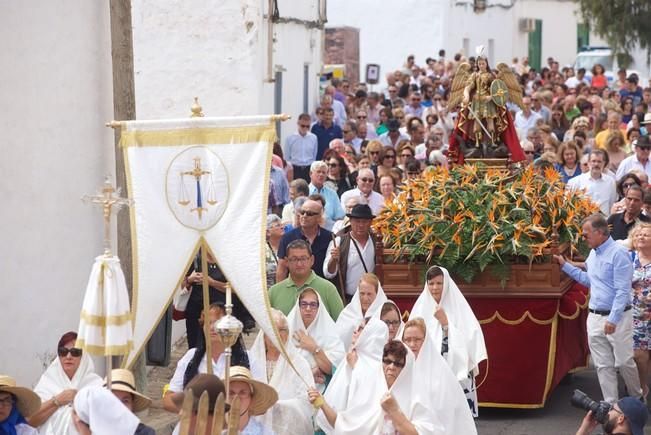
left=103, top=369, right=152, bottom=413
left=229, top=366, right=278, bottom=416
left=0, top=375, right=41, bottom=417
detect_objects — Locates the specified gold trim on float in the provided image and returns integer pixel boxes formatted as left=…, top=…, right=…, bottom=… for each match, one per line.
left=80, top=310, right=133, bottom=326
left=119, top=126, right=277, bottom=148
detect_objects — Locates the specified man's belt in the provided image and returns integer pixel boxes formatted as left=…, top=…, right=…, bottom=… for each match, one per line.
left=588, top=305, right=632, bottom=316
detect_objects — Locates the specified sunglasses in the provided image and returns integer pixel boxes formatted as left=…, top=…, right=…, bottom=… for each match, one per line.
left=369, top=151, right=380, bottom=155
left=299, top=124, right=310, bottom=128
left=300, top=210, right=320, bottom=217
left=58, top=346, right=83, bottom=357
left=357, top=115, right=367, bottom=119
left=524, top=151, right=535, bottom=155
left=382, top=357, right=406, bottom=368
left=359, top=177, right=375, bottom=183
left=328, top=163, right=339, bottom=168
left=384, top=155, right=396, bottom=159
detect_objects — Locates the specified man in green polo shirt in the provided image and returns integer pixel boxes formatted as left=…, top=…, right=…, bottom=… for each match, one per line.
left=269, top=239, right=344, bottom=320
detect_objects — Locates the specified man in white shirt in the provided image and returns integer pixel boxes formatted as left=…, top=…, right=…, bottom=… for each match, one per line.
left=379, top=119, right=410, bottom=148
left=514, top=96, right=542, bottom=137
left=615, top=135, right=651, bottom=180
left=323, top=204, right=376, bottom=301
left=340, top=168, right=385, bottom=216
left=285, top=113, right=318, bottom=181
left=567, top=149, right=617, bottom=216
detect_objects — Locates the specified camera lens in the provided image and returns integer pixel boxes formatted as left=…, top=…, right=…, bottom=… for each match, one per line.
left=570, top=389, right=612, bottom=424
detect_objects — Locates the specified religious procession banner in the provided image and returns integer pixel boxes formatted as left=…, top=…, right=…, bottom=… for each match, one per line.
left=119, top=116, right=277, bottom=368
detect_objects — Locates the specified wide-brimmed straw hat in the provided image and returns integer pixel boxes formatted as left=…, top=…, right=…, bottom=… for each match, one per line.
left=103, top=369, right=152, bottom=413
left=229, top=366, right=278, bottom=416
left=0, top=375, right=41, bottom=417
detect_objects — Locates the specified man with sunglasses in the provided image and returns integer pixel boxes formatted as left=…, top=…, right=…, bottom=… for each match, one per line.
left=615, top=135, right=651, bottom=181
left=275, top=199, right=333, bottom=283
left=339, top=168, right=384, bottom=216
left=576, top=396, right=647, bottom=435
left=285, top=113, right=317, bottom=182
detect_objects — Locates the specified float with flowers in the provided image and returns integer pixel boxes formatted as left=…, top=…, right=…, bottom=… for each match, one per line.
left=373, top=164, right=599, bottom=408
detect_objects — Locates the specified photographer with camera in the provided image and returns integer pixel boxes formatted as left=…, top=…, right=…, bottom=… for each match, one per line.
left=573, top=390, right=647, bottom=435
left=554, top=214, right=643, bottom=404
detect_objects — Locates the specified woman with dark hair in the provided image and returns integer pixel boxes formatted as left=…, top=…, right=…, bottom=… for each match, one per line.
left=324, top=152, right=354, bottom=197
left=379, top=301, right=403, bottom=341
left=162, top=303, right=258, bottom=414
left=621, top=97, right=635, bottom=124
left=30, top=332, right=102, bottom=434
left=611, top=172, right=643, bottom=214
left=376, top=146, right=397, bottom=180
left=550, top=103, right=570, bottom=141
left=376, top=107, right=393, bottom=135
left=409, top=266, right=487, bottom=417
left=273, top=141, right=293, bottom=182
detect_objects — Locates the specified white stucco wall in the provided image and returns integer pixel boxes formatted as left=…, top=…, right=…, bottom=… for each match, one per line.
left=0, top=2, right=114, bottom=386
left=327, top=0, right=445, bottom=81
left=132, top=0, right=322, bottom=143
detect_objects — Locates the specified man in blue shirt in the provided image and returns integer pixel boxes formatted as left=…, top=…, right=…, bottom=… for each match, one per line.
left=308, top=161, right=345, bottom=231
left=554, top=214, right=642, bottom=404
left=284, top=113, right=318, bottom=182
left=311, top=107, right=342, bottom=160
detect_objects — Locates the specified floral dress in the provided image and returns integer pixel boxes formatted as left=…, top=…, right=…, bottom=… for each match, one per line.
left=632, top=257, right=651, bottom=350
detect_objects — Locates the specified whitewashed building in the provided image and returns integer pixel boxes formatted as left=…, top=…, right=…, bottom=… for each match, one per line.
left=327, top=0, right=614, bottom=81
left=1, top=0, right=324, bottom=386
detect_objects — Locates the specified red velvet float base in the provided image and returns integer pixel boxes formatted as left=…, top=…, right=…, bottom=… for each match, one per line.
left=393, top=283, right=589, bottom=408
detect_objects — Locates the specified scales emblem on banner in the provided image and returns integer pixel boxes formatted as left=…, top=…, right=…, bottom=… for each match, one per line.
left=165, top=146, right=229, bottom=230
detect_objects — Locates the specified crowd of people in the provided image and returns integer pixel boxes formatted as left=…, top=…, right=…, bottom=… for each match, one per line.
left=5, top=52, right=651, bottom=434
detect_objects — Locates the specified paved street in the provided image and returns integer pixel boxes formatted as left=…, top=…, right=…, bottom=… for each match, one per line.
left=477, top=367, right=651, bottom=435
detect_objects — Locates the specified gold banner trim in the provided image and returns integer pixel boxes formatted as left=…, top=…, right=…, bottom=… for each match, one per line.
left=76, top=339, right=133, bottom=356
left=119, top=125, right=277, bottom=148
left=80, top=310, right=133, bottom=327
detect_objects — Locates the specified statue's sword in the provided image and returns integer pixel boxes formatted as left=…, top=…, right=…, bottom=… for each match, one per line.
left=465, top=104, right=496, bottom=145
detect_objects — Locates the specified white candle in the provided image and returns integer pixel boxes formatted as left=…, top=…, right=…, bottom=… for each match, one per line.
left=226, top=283, right=232, bottom=306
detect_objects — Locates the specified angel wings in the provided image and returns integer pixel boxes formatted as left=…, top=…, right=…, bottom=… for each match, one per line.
left=448, top=62, right=524, bottom=110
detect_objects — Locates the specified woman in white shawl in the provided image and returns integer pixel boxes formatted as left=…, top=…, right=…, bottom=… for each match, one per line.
left=71, top=386, right=140, bottom=435
left=287, top=288, right=345, bottom=391
left=335, top=273, right=388, bottom=350
left=409, top=265, right=487, bottom=416
left=378, top=300, right=404, bottom=342
left=403, top=318, right=478, bottom=435
left=249, top=309, right=315, bottom=435
left=308, top=330, right=440, bottom=434
left=29, top=331, right=102, bottom=435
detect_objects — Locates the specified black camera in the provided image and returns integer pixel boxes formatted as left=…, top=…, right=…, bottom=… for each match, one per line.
left=570, top=389, right=612, bottom=424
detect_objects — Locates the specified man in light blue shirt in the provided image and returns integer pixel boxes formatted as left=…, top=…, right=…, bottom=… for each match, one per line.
left=308, top=161, right=344, bottom=230
left=554, top=214, right=642, bottom=403
left=284, top=113, right=318, bottom=182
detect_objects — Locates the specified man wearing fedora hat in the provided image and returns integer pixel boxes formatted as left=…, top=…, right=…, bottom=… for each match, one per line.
left=0, top=375, right=41, bottom=435
left=324, top=204, right=377, bottom=302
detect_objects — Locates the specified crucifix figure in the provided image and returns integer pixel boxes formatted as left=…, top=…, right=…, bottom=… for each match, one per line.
left=82, top=176, right=132, bottom=256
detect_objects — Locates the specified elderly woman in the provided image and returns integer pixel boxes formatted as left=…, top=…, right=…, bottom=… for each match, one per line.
left=402, top=318, right=477, bottom=434
left=105, top=369, right=155, bottom=434
left=409, top=266, right=487, bottom=417
left=72, top=387, right=142, bottom=435
left=335, top=273, right=388, bottom=350
left=265, top=214, right=283, bottom=288
left=378, top=173, right=398, bottom=204
left=287, top=288, right=345, bottom=391
left=30, top=331, right=102, bottom=434
left=163, top=303, right=261, bottom=414
left=229, top=366, right=278, bottom=435
left=629, top=223, right=651, bottom=399
left=249, top=309, right=314, bottom=434
left=0, top=375, right=41, bottom=435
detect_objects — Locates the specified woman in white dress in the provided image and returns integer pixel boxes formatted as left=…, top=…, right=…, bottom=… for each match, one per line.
left=30, top=332, right=103, bottom=435
left=335, top=273, right=388, bottom=350
left=402, top=317, right=478, bottom=434
left=378, top=300, right=404, bottom=342
left=249, top=309, right=315, bottom=435
left=287, top=288, right=345, bottom=391
left=408, top=265, right=487, bottom=416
